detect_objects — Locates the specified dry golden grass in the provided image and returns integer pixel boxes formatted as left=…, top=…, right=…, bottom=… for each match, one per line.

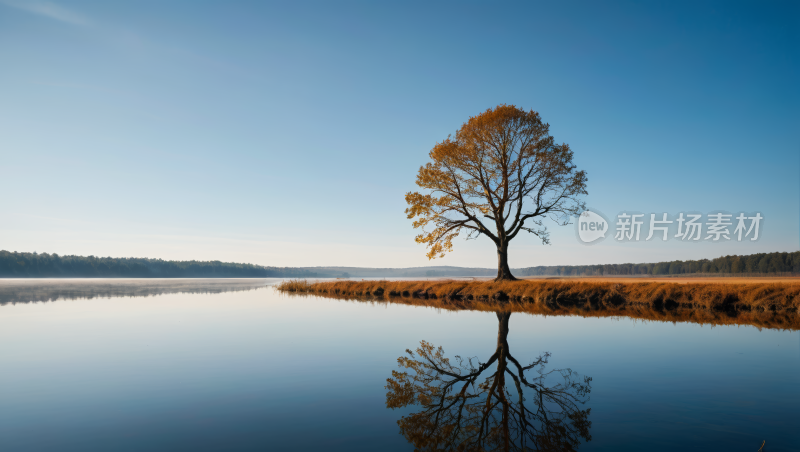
left=276, top=279, right=800, bottom=330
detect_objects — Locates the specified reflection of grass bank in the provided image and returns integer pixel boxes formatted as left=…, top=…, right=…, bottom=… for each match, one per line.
left=277, top=279, right=800, bottom=330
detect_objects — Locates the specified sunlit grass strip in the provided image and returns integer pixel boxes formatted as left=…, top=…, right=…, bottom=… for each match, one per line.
left=276, top=279, right=800, bottom=330
left=276, top=279, right=800, bottom=313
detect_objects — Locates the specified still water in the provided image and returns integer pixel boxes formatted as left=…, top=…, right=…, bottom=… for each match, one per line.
left=0, top=279, right=797, bottom=451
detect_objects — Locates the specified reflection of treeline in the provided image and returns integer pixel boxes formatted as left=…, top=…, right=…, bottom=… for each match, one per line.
left=521, top=251, right=800, bottom=277
left=0, top=251, right=318, bottom=278
left=0, top=279, right=269, bottom=305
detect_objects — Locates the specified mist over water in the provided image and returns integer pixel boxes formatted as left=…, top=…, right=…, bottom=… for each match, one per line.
left=0, top=278, right=272, bottom=305
left=0, top=280, right=797, bottom=451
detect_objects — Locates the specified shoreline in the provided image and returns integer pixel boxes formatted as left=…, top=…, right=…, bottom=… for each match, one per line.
left=277, top=279, right=800, bottom=330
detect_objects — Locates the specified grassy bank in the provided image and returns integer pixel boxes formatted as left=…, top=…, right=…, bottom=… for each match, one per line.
left=276, top=279, right=800, bottom=330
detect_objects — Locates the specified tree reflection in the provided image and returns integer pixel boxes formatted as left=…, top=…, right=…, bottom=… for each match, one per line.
left=386, top=312, right=592, bottom=451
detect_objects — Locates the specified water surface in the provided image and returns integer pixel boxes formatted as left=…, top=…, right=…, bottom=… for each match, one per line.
left=0, top=279, right=797, bottom=451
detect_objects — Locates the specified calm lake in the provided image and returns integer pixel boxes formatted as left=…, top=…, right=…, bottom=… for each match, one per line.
left=0, top=279, right=797, bottom=451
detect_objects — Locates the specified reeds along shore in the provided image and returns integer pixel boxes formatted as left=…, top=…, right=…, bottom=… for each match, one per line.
left=276, top=279, right=800, bottom=330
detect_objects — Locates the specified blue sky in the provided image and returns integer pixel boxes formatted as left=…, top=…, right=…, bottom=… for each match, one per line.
left=0, top=0, right=797, bottom=268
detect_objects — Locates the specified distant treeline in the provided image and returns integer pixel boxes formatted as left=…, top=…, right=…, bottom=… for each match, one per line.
left=0, top=251, right=319, bottom=278
left=2, top=250, right=797, bottom=279
left=280, top=266, right=498, bottom=278
left=520, top=251, right=800, bottom=277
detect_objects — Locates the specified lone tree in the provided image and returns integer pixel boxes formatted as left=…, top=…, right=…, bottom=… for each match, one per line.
left=405, top=105, right=587, bottom=281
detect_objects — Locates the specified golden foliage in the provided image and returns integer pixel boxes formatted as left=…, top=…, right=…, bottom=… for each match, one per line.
left=404, top=105, right=587, bottom=281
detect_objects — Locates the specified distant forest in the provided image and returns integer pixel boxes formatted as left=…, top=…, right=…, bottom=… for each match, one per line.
left=1, top=250, right=797, bottom=279
left=0, top=251, right=319, bottom=278
left=519, top=251, right=800, bottom=277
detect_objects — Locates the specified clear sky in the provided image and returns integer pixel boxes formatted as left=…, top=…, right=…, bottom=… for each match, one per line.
left=1, top=0, right=797, bottom=268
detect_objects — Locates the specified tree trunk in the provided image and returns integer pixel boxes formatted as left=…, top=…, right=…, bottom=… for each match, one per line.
left=496, top=311, right=511, bottom=350
left=495, top=241, right=518, bottom=281
left=494, top=310, right=512, bottom=450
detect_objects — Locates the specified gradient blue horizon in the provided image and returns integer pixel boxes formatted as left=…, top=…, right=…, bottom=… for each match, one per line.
left=1, top=0, right=797, bottom=268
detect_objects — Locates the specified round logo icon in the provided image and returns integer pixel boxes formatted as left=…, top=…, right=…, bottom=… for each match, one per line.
left=575, top=208, right=609, bottom=245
